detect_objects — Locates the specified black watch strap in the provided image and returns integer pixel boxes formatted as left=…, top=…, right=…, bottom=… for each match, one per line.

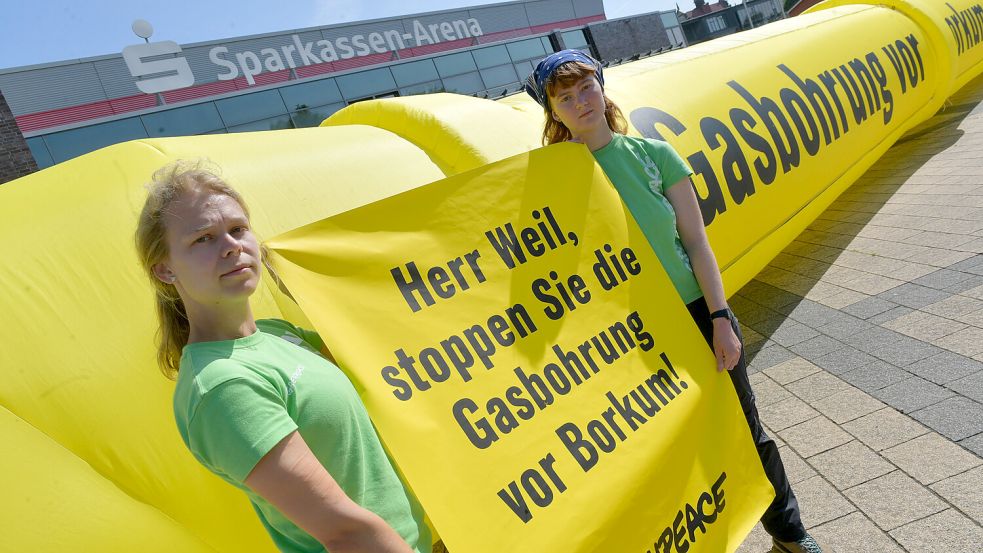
left=709, top=308, right=731, bottom=321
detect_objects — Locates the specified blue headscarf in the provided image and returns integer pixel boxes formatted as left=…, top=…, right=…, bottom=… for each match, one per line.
left=525, top=49, right=604, bottom=109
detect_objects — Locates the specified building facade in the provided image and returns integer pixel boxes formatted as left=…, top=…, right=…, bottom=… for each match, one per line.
left=0, top=0, right=685, bottom=173
left=680, top=0, right=785, bottom=45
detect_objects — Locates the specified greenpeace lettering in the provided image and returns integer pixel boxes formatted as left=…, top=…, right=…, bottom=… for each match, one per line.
left=125, top=18, right=483, bottom=89
left=630, top=33, right=925, bottom=225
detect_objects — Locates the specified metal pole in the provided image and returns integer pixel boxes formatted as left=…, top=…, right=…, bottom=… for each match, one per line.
left=742, top=0, right=756, bottom=29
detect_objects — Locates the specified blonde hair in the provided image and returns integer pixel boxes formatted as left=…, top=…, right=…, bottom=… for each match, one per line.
left=542, top=61, right=628, bottom=146
left=135, top=160, right=251, bottom=379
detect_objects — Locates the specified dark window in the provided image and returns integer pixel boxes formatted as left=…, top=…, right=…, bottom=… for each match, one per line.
left=227, top=114, right=295, bottom=133
left=142, top=103, right=225, bottom=138
left=473, top=45, right=510, bottom=69
left=480, top=64, right=518, bottom=89
left=391, top=59, right=439, bottom=87
left=400, top=80, right=444, bottom=96
left=25, top=137, right=53, bottom=169
left=279, top=78, right=343, bottom=112
left=442, top=73, right=484, bottom=95
left=434, top=52, right=478, bottom=78
left=507, top=38, right=547, bottom=62
left=289, top=102, right=346, bottom=127
left=44, top=117, right=148, bottom=163
left=336, top=68, right=397, bottom=100
left=215, top=90, right=288, bottom=127
left=560, top=30, right=589, bottom=49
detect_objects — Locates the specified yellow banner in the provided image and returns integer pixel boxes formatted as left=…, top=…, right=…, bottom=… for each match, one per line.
left=267, top=144, right=773, bottom=552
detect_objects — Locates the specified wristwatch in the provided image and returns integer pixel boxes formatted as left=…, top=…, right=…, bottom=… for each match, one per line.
left=709, top=308, right=732, bottom=322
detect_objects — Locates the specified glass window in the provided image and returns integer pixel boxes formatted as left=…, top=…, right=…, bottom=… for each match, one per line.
left=671, top=27, right=684, bottom=46
left=142, top=103, right=225, bottom=138
left=227, top=114, right=295, bottom=133
left=26, top=137, right=53, bottom=169
left=215, top=90, right=287, bottom=127
left=290, top=103, right=346, bottom=127
left=707, top=16, right=726, bottom=33
left=279, top=78, right=343, bottom=112
left=513, top=60, right=534, bottom=80
left=541, top=37, right=554, bottom=53
left=661, top=12, right=681, bottom=28
left=507, top=38, right=547, bottom=62
left=400, top=80, right=445, bottom=96
left=480, top=64, right=518, bottom=89
left=473, top=45, right=510, bottom=69
left=44, top=117, right=148, bottom=163
left=434, top=52, right=477, bottom=78
left=391, top=59, right=439, bottom=87
left=560, top=30, right=588, bottom=49
left=442, top=72, right=484, bottom=95
left=336, top=68, right=397, bottom=100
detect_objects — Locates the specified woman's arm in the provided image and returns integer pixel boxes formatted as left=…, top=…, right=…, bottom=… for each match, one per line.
left=665, top=177, right=742, bottom=372
left=245, top=430, right=414, bottom=553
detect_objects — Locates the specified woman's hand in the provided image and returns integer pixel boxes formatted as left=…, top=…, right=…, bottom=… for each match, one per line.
left=712, top=318, right=742, bottom=372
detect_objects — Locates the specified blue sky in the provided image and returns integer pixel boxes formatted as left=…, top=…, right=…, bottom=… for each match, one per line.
left=0, top=0, right=689, bottom=70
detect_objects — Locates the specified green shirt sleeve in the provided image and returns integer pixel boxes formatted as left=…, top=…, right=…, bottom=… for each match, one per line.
left=647, top=139, right=693, bottom=193
left=186, top=374, right=299, bottom=483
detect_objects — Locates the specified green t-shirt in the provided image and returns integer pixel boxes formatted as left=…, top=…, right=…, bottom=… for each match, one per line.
left=174, top=319, right=431, bottom=553
left=592, top=133, right=704, bottom=303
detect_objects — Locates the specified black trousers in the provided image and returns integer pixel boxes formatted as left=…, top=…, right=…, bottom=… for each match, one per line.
left=686, top=297, right=806, bottom=542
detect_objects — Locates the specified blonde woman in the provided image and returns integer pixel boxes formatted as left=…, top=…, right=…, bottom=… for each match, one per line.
left=135, top=161, right=431, bottom=553
left=526, top=51, right=823, bottom=553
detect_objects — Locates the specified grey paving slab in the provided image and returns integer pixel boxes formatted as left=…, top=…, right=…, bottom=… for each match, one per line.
left=841, top=407, right=930, bottom=452
left=786, top=371, right=853, bottom=404
left=793, top=475, right=856, bottom=527
left=947, top=369, right=983, bottom=404
left=779, top=416, right=854, bottom=458
left=929, top=465, right=983, bottom=522
left=808, top=440, right=895, bottom=490
left=746, top=344, right=797, bottom=372
left=882, top=433, right=982, bottom=485
left=843, top=470, right=947, bottom=531
left=889, top=509, right=983, bottom=552
left=906, top=351, right=983, bottom=385
left=839, top=360, right=911, bottom=392
left=789, top=335, right=844, bottom=360
left=780, top=299, right=855, bottom=328
left=840, top=326, right=907, bottom=354
left=747, top=373, right=792, bottom=408
left=875, top=282, right=952, bottom=309
left=735, top=523, right=772, bottom=553
left=767, top=320, right=821, bottom=347
left=872, top=376, right=956, bottom=414
left=912, top=268, right=979, bottom=290
left=867, top=305, right=915, bottom=325
left=959, top=432, right=983, bottom=457
left=775, top=445, right=816, bottom=485
left=812, top=346, right=877, bottom=376
left=762, top=357, right=821, bottom=385
left=911, top=396, right=983, bottom=441
left=841, top=296, right=899, bottom=320
left=810, top=512, right=904, bottom=553
left=812, top=387, right=886, bottom=424
left=944, top=273, right=983, bottom=294
left=759, top=396, right=820, bottom=432
left=868, top=337, right=944, bottom=367
left=813, top=316, right=875, bottom=340
left=947, top=253, right=983, bottom=272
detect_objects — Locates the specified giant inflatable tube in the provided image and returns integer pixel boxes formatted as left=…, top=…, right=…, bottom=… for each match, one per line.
left=0, top=0, right=978, bottom=549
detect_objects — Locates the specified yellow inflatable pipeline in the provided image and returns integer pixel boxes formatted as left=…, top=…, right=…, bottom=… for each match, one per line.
left=0, top=0, right=975, bottom=549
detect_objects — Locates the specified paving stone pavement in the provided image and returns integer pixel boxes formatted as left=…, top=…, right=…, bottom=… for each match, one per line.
left=735, top=74, right=983, bottom=551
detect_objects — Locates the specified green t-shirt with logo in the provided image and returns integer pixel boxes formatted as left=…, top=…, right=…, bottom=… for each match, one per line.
left=592, top=133, right=704, bottom=304
left=174, top=318, right=431, bottom=553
